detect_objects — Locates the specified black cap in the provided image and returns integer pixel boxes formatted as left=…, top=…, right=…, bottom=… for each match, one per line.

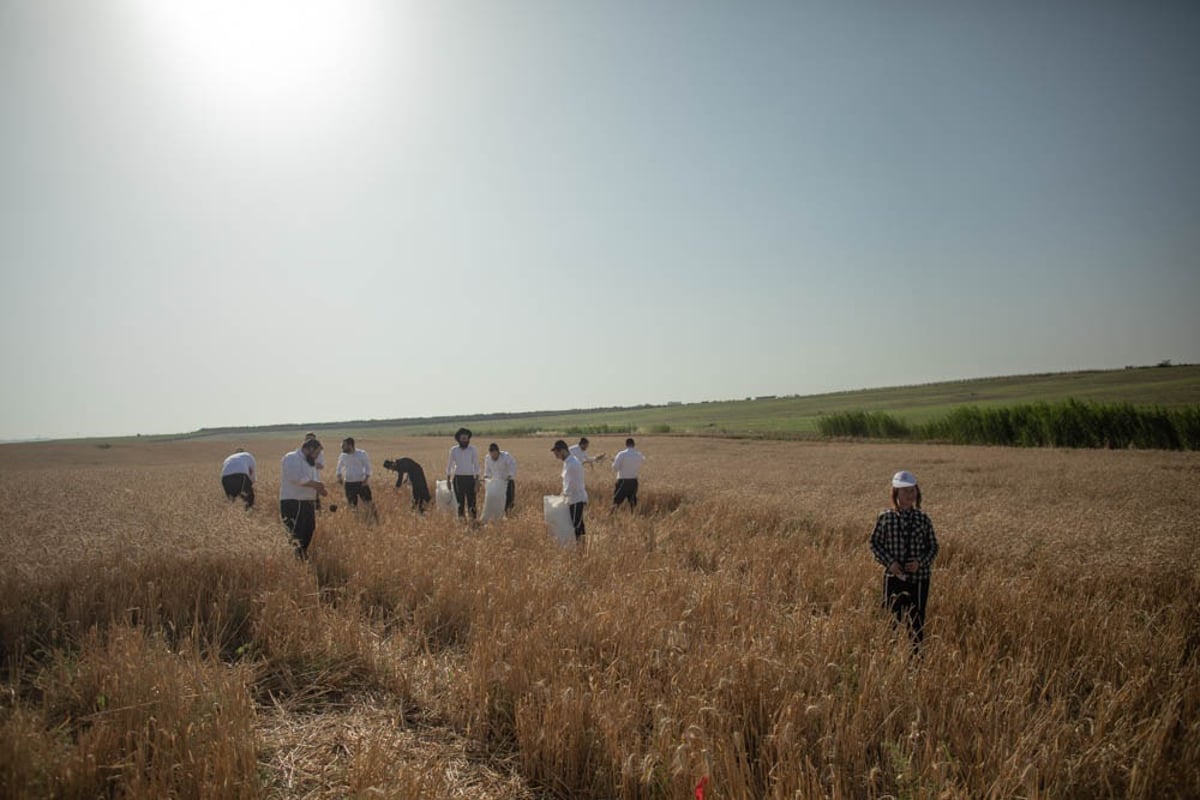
left=488, top=443, right=499, bottom=452
left=551, top=439, right=568, bottom=451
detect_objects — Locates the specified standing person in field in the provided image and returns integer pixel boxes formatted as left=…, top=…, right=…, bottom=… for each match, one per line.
left=484, top=442, right=518, bottom=512
left=869, top=470, right=939, bottom=650
left=280, top=438, right=329, bottom=558
left=552, top=439, right=588, bottom=541
left=304, top=432, right=326, bottom=510
left=220, top=447, right=257, bottom=509
left=383, top=456, right=432, bottom=514
left=610, top=438, right=645, bottom=512
left=334, top=437, right=374, bottom=510
left=446, top=427, right=480, bottom=520
left=569, top=437, right=606, bottom=467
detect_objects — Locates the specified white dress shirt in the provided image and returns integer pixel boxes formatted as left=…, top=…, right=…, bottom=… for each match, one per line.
left=568, top=444, right=598, bottom=464
left=562, top=455, right=588, bottom=504
left=447, top=444, right=480, bottom=477
left=335, top=449, right=372, bottom=482
left=221, top=452, right=256, bottom=480
left=612, top=447, right=645, bottom=479
left=280, top=448, right=320, bottom=501
left=483, top=451, right=517, bottom=482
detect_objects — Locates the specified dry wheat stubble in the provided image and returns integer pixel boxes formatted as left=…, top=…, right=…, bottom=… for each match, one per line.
left=2, top=435, right=1198, bottom=798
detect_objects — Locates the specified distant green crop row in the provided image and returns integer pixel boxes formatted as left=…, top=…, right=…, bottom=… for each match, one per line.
left=817, top=400, right=1200, bottom=450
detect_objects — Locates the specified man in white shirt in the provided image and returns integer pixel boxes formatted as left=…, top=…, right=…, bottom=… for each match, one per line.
left=220, top=448, right=257, bottom=509
left=446, top=427, right=480, bottom=520
left=552, top=439, right=587, bottom=540
left=568, top=437, right=606, bottom=467
left=483, top=442, right=518, bottom=511
left=611, top=438, right=646, bottom=513
left=335, top=437, right=373, bottom=509
left=280, top=438, right=329, bottom=558
left=304, top=432, right=326, bottom=509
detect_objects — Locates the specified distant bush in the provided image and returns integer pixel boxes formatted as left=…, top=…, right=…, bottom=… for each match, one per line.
left=1173, top=406, right=1200, bottom=450
left=490, top=426, right=542, bottom=437
left=816, top=411, right=911, bottom=439
left=819, top=401, right=1200, bottom=450
left=564, top=423, right=635, bottom=436
left=920, top=401, right=1192, bottom=449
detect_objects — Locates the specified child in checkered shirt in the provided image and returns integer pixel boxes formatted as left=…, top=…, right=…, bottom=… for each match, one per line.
left=870, top=470, right=939, bottom=649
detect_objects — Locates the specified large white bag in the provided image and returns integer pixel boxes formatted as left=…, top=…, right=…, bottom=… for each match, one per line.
left=543, top=495, right=576, bottom=547
left=480, top=478, right=507, bottom=522
left=436, top=480, right=459, bottom=514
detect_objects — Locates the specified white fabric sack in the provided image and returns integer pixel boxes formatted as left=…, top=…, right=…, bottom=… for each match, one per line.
left=480, top=478, right=507, bottom=522
left=543, top=494, right=576, bottom=547
left=435, top=480, right=458, bottom=514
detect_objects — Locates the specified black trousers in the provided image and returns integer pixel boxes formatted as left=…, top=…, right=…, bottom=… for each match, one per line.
left=280, top=499, right=317, bottom=558
left=453, top=475, right=478, bottom=518
left=221, top=473, right=255, bottom=508
left=884, top=575, right=930, bottom=647
left=343, top=481, right=373, bottom=506
left=569, top=501, right=587, bottom=539
left=410, top=475, right=431, bottom=513
left=505, top=479, right=516, bottom=511
left=612, top=478, right=639, bottom=509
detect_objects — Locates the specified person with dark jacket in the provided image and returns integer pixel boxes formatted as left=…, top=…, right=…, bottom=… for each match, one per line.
left=383, top=456, right=432, bottom=513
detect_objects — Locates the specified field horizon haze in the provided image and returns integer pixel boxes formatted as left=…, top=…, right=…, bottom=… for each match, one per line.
left=12, top=363, right=1197, bottom=446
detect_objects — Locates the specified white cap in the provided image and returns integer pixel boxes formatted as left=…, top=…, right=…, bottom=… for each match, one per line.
left=891, top=470, right=918, bottom=488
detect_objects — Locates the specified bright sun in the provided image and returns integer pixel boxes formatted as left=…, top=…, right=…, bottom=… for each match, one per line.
left=129, top=0, right=389, bottom=135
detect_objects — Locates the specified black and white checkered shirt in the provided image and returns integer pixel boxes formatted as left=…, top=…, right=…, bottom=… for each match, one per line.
left=870, top=508, right=938, bottom=581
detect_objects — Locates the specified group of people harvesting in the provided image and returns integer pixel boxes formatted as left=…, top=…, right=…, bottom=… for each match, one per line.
left=219, top=427, right=648, bottom=554
left=222, top=433, right=937, bottom=649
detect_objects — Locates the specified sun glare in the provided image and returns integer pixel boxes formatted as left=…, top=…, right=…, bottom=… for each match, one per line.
left=128, top=0, right=392, bottom=140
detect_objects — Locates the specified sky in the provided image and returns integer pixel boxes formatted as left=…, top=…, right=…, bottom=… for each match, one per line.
left=1, top=1, right=1198, bottom=440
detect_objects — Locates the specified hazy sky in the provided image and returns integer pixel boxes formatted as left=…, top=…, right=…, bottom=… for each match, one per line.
left=2, top=1, right=1197, bottom=440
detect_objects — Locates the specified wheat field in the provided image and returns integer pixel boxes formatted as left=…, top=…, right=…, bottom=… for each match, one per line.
left=1, top=434, right=1197, bottom=799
